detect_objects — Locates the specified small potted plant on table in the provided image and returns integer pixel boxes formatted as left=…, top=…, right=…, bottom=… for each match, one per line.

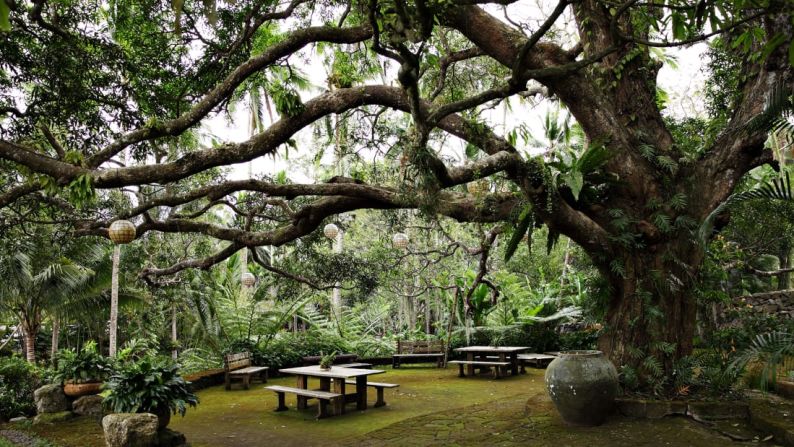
left=102, top=355, right=198, bottom=429
left=55, top=341, right=112, bottom=397
left=319, top=351, right=337, bottom=370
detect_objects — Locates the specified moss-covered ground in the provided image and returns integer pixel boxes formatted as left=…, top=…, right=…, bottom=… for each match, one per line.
left=2, top=365, right=780, bottom=446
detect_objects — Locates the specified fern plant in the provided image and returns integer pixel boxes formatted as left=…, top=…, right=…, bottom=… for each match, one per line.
left=728, top=331, right=794, bottom=392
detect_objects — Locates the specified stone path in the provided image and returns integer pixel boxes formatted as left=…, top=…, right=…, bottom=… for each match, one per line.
left=0, top=429, right=48, bottom=446
left=343, top=393, right=774, bottom=447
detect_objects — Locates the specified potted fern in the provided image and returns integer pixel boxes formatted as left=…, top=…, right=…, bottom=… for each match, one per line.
left=319, top=351, right=337, bottom=370
left=103, top=355, right=198, bottom=429
left=54, top=341, right=112, bottom=397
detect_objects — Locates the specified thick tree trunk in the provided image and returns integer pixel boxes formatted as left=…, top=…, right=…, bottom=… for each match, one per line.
left=598, top=246, right=701, bottom=380
left=23, top=325, right=36, bottom=363
left=777, top=241, right=791, bottom=290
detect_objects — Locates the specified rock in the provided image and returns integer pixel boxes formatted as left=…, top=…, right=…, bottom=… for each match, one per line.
left=616, top=398, right=686, bottom=419
left=158, top=428, right=189, bottom=447
left=8, top=416, right=28, bottom=423
left=687, top=400, right=749, bottom=421
left=73, top=394, right=105, bottom=417
left=102, top=413, right=158, bottom=447
left=33, top=411, right=74, bottom=425
left=34, top=384, right=69, bottom=413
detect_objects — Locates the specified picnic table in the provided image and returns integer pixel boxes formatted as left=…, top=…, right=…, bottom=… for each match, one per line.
left=451, top=346, right=529, bottom=377
left=275, top=365, right=386, bottom=416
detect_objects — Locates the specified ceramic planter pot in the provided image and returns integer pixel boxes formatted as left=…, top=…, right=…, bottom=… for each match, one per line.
left=154, top=406, right=171, bottom=430
left=544, top=350, right=618, bottom=426
left=63, top=381, right=103, bottom=397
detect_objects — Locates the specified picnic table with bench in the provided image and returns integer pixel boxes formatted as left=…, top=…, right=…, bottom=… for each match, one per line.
left=267, top=365, right=397, bottom=418
left=517, top=353, right=557, bottom=372
left=450, top=346, right=529, bottom=378
left=392, top=339, right=445, bottom=368
left=223, top=352, right=269, bottom=390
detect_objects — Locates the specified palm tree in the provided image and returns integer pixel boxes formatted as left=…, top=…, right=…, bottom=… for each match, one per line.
left=0, top=251, right=92, bottom=362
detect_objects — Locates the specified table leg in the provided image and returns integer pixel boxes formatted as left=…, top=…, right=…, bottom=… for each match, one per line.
left=510, top=353, right=519, bottom=376
left=319, top=377, right=331, bottom=391
left=356, top=376, right=368, bottom=410
left=297, top=375, right=308, bottom=410
left=332, top=379, right=346, bottom=415
left=466, top=353, right=475, bottom=376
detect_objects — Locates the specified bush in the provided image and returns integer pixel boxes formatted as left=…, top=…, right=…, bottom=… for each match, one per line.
left=53, top=340, right=112, bottom=384
left=0, top=355, right=41, bottom=419
left=255, top=331, right=351, bottom=371
left=103, top=355, right=198, bottom=417
left=449, top=323, right=560, bottom=356
left=558, top=329, right=600, bottom=351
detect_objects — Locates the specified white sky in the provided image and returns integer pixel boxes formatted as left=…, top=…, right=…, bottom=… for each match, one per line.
left=200, top=4, right=712, bottom=185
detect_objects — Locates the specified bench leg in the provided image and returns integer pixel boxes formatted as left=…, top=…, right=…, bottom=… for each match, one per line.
left=317, top=399, right=330, bottom=419
left=262, top=369, right=268, bottom=383
left=374, top=388, right=386, bottom=407
left=520, top=362, right=527, bottom=374
left=243, top=375, right=250, bottom=390
left=275, top=392, right=288, bottom=412
left=393, top=357, right=400, bottom=368
left=333, top=379, right=346, bottom=415
left=457, top=363, right=465, bottom=377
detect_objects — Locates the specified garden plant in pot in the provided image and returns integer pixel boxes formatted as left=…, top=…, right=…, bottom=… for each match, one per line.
left=102, top=355, right=198, bottom=429
left=319, top=351, right=337, bottom=370
left=55, top=341, right=112, bottom=397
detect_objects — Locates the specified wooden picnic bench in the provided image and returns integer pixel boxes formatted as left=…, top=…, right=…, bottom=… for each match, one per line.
left=265, top=385, right=341, bottom=419
left=344, top=380, right=399, bottom=407
left=392, top=339, right=445, bottom=368
left=223, top=352, right=269, bottom=390
left=517, top=353, right=557, bottom=372
left=336, top=362, right=373, bottom=369
left=448, top=360, right=511, bottom=379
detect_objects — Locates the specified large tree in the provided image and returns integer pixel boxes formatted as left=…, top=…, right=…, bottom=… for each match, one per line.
left=0, top=0, right=792, bottom=382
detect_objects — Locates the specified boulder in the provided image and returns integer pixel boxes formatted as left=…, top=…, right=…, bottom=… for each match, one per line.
left=34, top=384, right=69, bottom=413
left=9, top=416, right=28, bottom=423
left=73, top=394, right=105, bottom=417
left=33, top=411, right=74, bottom=425
left=102, top=413, right=158, bottom=447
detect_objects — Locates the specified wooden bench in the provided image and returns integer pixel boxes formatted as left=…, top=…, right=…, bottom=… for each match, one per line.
left=223, top=352, right=269, bottom=390
left=265, top=385, right=341, bottom=419
left=517, top=353, right=557, bottom=372
left=448, top=360, right=511, bottom=379
left=392, top=340, right=445, bottom=368
left=345, top=380, right=399, bottom=407
left=302, top=353, right=358, bottom=366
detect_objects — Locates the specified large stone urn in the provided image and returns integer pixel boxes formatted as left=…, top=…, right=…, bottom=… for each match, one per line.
left=544, top=350, right=618, bottom=426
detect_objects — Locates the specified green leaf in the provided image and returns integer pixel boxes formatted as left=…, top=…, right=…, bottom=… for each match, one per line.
left=0, top=0, right=10, bottom=32
left=504, top=206, right=533, bottom=262
left=561, top=170, right=584, bottom=201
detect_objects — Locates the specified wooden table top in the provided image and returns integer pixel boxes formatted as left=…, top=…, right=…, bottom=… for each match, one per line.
left=454, top=346, right=530, bottom=353
left=279, top=365, right=386, bottom=379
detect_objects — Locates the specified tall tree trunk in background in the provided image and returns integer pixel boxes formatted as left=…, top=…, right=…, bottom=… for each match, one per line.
left=171, top=304, right=178, bottom=360
left=109, top=244, right=120, bottom=357
left=51, top=316, right=60, bottom=362
left=777, top=241, right=792, bottom=290
left=22, top=322, right=36, bottom=363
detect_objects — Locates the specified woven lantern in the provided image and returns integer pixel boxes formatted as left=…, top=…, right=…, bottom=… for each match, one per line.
left=241, top=272, right=256, bottom=287
left=323, top=223, right=339, bottom=240
left=392, top=232, right=409, bottom=250
left=108, top=220, right=136, bottom=244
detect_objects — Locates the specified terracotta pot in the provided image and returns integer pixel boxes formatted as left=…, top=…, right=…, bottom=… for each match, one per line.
left=63, top=381, right=103, bottom=397
left=544, top=350, right=618, bottom=426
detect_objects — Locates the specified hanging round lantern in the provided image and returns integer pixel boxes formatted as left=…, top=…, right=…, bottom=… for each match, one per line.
left=108, top=220, right=136, bottom=244
left=241, top=272, right=256, bottom=287
left=392, top=232, right=409, bottom=250
left=323, top=223, right=339, bottom=240
left=466, top=179, right=490, bottom=195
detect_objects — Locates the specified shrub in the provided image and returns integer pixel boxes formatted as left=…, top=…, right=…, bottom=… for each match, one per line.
left=103, top=355, right=198, bottom=417
left=558, top=329, right=600, bottom=351
left=53, top=341, right=112, bottom=384
left=255, top=331, right=350, bottom=370
left=0, top=355, right=41, bottom=419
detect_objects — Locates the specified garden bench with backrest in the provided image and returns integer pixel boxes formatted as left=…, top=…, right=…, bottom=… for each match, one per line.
left=223, top=352, right=268, bottom=390
left=392, top=339, right=445, bottom=368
